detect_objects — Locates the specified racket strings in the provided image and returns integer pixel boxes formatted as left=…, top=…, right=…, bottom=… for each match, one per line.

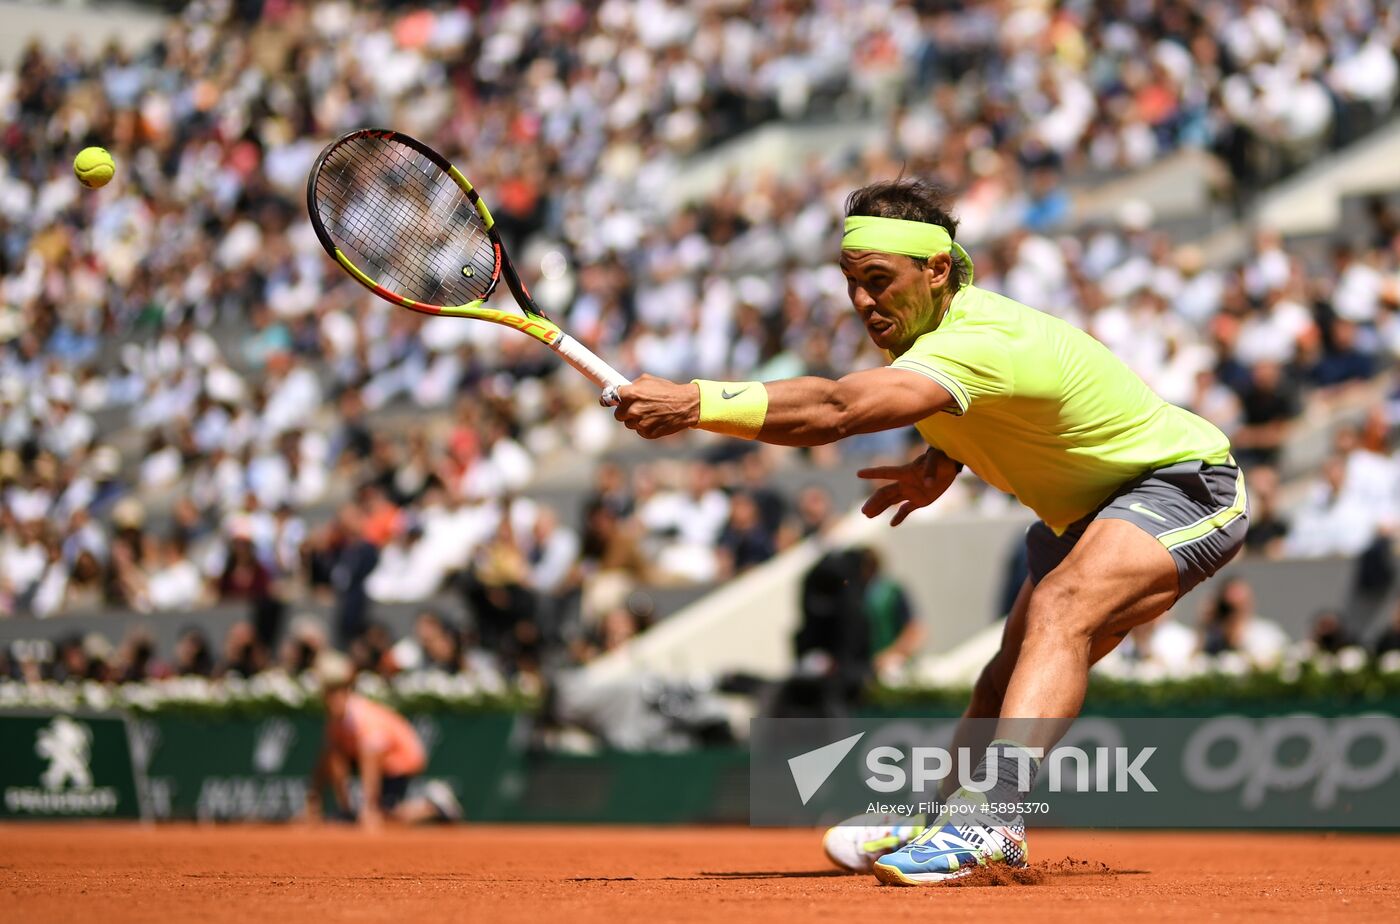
left=324, top=144, right=492, bottom=304
left=331, top=143, right=491, bottom=300
left=314, top=138, right=496, bottom=307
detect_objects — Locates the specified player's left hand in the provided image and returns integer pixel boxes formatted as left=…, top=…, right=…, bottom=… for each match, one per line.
left=611, top=374, right=700, bottom=439
left=858, top=447, right=960, bottom=525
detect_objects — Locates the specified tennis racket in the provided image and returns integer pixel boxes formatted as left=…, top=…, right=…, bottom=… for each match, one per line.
left=306, top=128, right=628, bottom=403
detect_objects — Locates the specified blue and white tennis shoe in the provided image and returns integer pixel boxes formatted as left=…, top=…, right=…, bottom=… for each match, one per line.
left=872, top=794, right=1028, bottom=885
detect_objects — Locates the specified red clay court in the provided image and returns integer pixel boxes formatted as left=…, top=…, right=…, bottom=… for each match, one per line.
left=3, top=824, right=1397, bottom=922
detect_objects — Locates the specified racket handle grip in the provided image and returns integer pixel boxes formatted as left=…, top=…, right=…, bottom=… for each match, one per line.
left=552, top=334, right=630, bottom=404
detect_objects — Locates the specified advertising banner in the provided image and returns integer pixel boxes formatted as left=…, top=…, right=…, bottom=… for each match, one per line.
left=0, top=712, right=147, bottom=820
left=751, top=713, right=1400, bottom=828
left=131, top=711, right=524, bottom=821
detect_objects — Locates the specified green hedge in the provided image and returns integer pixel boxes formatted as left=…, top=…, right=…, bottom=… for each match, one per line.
left=869, top=649, right=1400, bottom=713
left=0, top=670, right=538, bottom=719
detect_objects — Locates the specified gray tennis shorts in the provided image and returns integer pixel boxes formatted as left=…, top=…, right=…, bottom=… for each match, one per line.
left=1026, top=459, right=1249, bottom=596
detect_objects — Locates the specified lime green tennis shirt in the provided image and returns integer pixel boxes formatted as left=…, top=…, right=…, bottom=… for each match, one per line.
left=890, top=285, right=1231, bottom=532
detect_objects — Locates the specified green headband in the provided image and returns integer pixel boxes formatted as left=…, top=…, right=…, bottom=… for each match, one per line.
left=842, top=215, right=974, bottom=287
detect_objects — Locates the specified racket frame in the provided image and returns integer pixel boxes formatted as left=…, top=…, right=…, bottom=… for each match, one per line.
left=307, top=128, right=628, bottom=393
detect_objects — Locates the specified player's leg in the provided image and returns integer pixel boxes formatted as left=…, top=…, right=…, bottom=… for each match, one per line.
left=944, top=573, right=1156, bottom=796
left=939, top=577, right=1030, bottom=799
left=832, top=568, right=1152, bottom=873
left=875, top=462, right=1247, bottom=884
left=998, top=459, right=1248, bottom=745
left=389, top=779, right=463, bottom=824
left=873, top=522, right=1176, bottom=884
left=997, top=517, right=1179, bottom=741
left=827, top=579, right=1031, bottom=872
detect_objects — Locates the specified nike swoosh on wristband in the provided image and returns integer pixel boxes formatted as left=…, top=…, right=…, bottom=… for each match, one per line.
left=1128, top=502, right=1169, bottom=523
left=721, top=387, right=749, bottom=400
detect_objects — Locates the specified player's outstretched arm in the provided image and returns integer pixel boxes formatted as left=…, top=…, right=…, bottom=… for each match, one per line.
left=613, top=367, right=952, bottom=446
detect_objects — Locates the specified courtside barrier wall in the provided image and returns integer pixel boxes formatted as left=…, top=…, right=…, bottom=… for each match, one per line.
left=4, top=695, right=1396, bottom=826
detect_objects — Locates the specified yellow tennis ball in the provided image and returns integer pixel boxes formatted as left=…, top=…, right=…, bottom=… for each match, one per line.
left=73, top=147, right=115, bottom=189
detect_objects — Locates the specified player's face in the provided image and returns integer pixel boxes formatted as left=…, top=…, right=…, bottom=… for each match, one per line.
left=840, top=250, right=947, bottom=354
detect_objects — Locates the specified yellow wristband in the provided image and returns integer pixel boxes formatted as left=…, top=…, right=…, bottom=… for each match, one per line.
left=692, top=380, right=768, bottom=439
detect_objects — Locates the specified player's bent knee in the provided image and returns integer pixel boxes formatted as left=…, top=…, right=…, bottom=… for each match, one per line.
left=1024, top=580, right=1095, bottom=641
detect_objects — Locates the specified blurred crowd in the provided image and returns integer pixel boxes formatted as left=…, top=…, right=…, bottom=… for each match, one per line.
left=1101, top=574, right=1400, bottom=680
left=11, top=560, right=1400, bottom=693
left=2, top=0, right=1400, bottom=672
left=0, top=444, right=840, bottom=684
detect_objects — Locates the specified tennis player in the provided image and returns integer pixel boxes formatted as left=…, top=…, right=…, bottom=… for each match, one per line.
left=611, top=179, right=1248, bottom=883
left=305, top=652, right=461, bottom=829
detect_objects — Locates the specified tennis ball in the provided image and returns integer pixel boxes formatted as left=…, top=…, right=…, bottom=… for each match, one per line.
left=73, top=147, right=115, bottom=189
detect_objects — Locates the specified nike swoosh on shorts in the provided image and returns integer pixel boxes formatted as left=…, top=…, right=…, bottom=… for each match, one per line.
left=1128, top=502, right=1168, bottom=523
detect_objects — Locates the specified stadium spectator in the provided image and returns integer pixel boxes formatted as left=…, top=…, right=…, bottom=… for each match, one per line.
left=1232, top=361, right=1303, bottom=468
left=788, top=484, right=837, bottom=544
left=732, top=450, right=789, bottom=536
left=585, top=462, right=635, bottom=520
left=1115, top=617, right=1199, bottom=674
left=279, top=614, right=329, bottom=676
left=1186, top=369, right=1243, bottom=436
left=357, top=484, right=405, bottom=548
left=524, top=508, right=582, bottom=643
left=1241, top=466, right=1288, bottom=558
left=716, top=492, right=777, bottom=577
left=366, top=525, right=452, bottom=604
left=387, top=610, right=465, bottom=675
left=1312, top=319, right=1376, bottom=388
left=61, top=548, right=106, bottom=612
left=171, top=626, right=216, bottom=678
left=578, top=495, right=654, bottom=627
left=572, top=594, right=660, bottom=664
left=143, top=535, right=206, bottom=612
left=463, top=515, right=537, bottom=662
left=327, top=504, right=380, bottom=647
left=221, top=620, right=269, bottom=679
left=1201, top=577, right=1289, bottom=666
left=349, top=622, right=398, bottom=676
left=1375, top=603, right=1400, bottom=657
left=638, top=462, right=730, bottom=582
left=1283, top=454, right=1385, bottom=559
left=217, top=528, right=284, bottom=647
left=859, top=547, right=925, bottom=678
left=1309, top=610, right=1357, bottom=654
left=789, top=547, right=872, bottom=712
left=115, top=627, right=168, bottom=683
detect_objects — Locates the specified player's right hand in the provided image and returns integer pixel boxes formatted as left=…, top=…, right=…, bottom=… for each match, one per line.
left=857, top=448, right=960, bottom=526
left=611, top=374, right=701, bottom=439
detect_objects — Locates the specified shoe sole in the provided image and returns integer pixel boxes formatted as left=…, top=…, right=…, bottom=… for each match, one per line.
left=872, top=861, right=973, bottom=885
left=872, top=856, right=1028, bottom=886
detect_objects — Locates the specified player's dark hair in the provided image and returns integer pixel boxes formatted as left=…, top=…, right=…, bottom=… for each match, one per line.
left=845, top=178, right=968, bottom=287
